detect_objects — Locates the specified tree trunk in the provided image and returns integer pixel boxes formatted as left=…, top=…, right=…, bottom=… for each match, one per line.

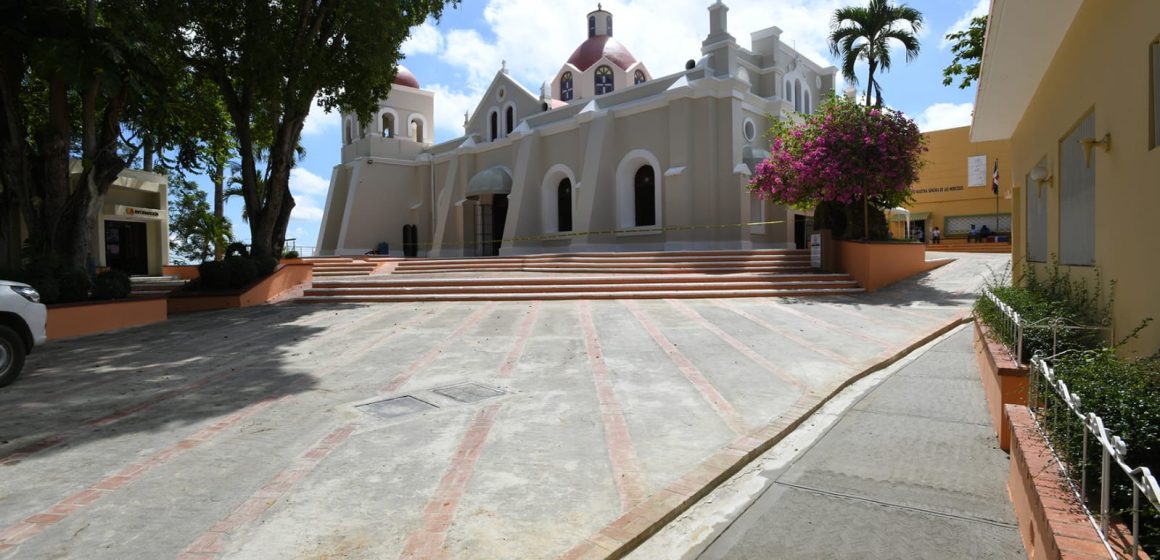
left=212, top=158, right=225, bottom=260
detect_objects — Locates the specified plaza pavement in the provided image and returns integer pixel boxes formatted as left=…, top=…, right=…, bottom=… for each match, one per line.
left=0, top=252, right=1007, bottom=559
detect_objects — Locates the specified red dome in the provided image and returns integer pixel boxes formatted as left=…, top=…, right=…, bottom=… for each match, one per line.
left=565, top=36, right=638, bottom=72
left=393, top=65, right=420, bottom=89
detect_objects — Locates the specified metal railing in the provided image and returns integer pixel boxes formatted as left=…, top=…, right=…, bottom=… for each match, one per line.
left=980, top=288, right=1114, bottom=364
left=1029, top=355, right=1160, bottom=559
left=981, top=288, right=1024, bottom=363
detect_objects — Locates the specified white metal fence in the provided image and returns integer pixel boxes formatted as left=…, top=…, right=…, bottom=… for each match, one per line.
left=1029, top=355, right=1160, bottom=559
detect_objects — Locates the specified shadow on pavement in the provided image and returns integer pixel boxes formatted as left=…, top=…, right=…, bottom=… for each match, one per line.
left=0, top=303, right=366, bottom=463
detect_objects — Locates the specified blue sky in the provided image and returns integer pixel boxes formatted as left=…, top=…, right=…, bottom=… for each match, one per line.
left=216, top=0, right=988, bottom=255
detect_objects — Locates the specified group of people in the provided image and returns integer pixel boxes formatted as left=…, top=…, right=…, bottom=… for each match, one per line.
left=909, top=224, right=992, bottom=243
left=967, top=224, right=992, bottom=243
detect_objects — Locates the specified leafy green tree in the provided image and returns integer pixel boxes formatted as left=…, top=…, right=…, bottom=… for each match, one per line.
left=177, top=0, right=457, bottom=260
left=0, top=0, right=173, bottom=271
left=829, top=0, right=924, bottom=108
left=167, top=173, right=233, bottom=264
left=942, top=16, right=986, bottom=89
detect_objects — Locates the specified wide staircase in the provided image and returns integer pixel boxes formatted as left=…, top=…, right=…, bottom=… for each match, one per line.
left=296, top=249, right=863, bottom=303
left=926, top=239, right=1011, bottom=254
left=303, top=257, right=385, bottom=277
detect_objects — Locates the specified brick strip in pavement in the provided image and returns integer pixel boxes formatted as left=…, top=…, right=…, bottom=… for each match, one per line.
left=711, top=299, right=858, bottom=367
left=621, top=300, right=749, bottom=435
left=666, top=299, right=803, bottom=391
left=177, top=424, right=357, bottom=560
left=580, top=301, right=647, bottom=513
left=382, top=302, right=498, bottom=393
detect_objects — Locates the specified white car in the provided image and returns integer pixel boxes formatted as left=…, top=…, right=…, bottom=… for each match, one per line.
left=0, top=280, right=47, bottom=387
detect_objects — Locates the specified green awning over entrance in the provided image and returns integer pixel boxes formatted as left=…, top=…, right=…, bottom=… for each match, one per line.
left=890, top=211, right=930, bottom=222
left=466, top=166, right=513, bottom=198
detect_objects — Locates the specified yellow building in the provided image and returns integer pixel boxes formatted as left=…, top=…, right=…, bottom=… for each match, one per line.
left=971, top=0, right=1160, bottom=355
left=892, top=126, right=1013, bottom=242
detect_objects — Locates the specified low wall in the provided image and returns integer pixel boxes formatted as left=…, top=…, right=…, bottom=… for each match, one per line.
left=161, top=265, right=200, bottom=280
left=46, top=296, right=168, bottom=340
left=973, top=317, right=1028, bottom=451
left=167, top=263, right=313, bottom=314
left=832, top=240, right=949, bottom=292
left=1006, top=405, right=1145, bottom=559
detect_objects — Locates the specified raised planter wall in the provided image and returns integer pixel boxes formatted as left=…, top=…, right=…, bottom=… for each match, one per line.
left=167, top=263, right=313, bottom=314
left=1006, top=404, right=1146, bottom=560
left=46, top=296, right=168, bottom=340
left=161, top=265, right=199, bottom=280
left=973, top=317, right=1029, bottom=451
left=832, top=240, right=948, bottom=292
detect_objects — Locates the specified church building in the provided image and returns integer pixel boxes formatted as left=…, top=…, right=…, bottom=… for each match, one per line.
left=316, top=2, right=837, bottom=257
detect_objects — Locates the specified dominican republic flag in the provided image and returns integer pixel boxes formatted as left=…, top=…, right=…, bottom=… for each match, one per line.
left=992, top=159, right=1000, bottom=195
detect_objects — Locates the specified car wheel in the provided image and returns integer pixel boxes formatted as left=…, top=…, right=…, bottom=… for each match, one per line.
left=0, top=325, right=26, bottom=388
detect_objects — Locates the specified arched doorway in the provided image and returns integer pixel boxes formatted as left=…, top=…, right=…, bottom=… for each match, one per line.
left=557, top=178, right=573, bottom=232
left=466, top=166, right=513, bottom=256
left=634, top=165, right=656, bottom=227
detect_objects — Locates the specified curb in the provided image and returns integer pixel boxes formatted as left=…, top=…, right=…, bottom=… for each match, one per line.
left=561, top=312, right=973, bottom=560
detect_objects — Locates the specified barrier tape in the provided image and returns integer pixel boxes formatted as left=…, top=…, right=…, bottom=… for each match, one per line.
left=397, top=220, right=787, bottom=250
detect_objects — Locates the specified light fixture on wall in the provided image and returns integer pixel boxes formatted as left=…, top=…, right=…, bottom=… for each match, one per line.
left=1080, top=133, right=1111, bottom=167
left=1030, top=164, right=1053, bottom=195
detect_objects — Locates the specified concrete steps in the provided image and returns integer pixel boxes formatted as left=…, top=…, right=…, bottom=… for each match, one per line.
left=129, top=276, right=187, bottom=297
left=303, top=257, right=383, bottom=277
left=297, top=250, right=863, bottom=303
left=927, top=242, right=1011, bottom=254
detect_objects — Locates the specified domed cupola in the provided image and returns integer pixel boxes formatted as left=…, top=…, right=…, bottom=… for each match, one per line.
left=552, top=5, right=651, bottom=103
left=393, top=65, right=420, bottom=89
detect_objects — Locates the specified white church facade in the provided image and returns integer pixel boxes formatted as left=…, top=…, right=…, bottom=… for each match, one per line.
left=316, top=2, right=837, bottom=257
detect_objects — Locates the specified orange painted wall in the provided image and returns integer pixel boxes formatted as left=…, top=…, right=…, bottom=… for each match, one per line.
left=833, top=241, right=946, bottom=292
left=161, top=265, right=199, bottom=280
left=168, top=263, right=313, bottom=314
left=973, top=318, right=1028, bottom=451
left=46, top=297, right=168, bottom=340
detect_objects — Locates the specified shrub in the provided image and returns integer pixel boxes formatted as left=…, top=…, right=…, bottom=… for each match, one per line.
left=91, top=270, right=132, bottom=300
left=57, top=268, right=92, bottom=303
left=223, top=256, right=258, bottom=288
left=282, top=250, right=299, bottom=259
left=225, top=242, right=249, bottom=258
left=253, top=256, right=278, bottom=278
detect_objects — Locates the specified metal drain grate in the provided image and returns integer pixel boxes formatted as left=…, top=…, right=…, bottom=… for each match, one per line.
left=356, top=396, right=437, bottom=420
left=433, top=382, right=505, bottom=403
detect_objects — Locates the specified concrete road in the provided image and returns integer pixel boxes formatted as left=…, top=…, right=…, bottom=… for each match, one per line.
left=0, top=253, right=1006, bottom=559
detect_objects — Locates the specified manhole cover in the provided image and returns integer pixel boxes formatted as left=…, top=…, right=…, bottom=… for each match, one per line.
left=433, top=382, right=505, bottom=403
left=356, top=396, right=436, bottom=420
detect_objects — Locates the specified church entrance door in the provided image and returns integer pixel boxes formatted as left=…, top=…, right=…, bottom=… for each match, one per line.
left=474, top=194, right=508, bottom=256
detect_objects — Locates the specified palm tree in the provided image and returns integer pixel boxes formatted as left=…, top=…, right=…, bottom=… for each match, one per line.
left=829, top=0, right=923, bottom=108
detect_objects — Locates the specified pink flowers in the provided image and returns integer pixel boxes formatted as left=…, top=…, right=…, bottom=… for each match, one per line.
left=749, top=96, right=925, bottom=211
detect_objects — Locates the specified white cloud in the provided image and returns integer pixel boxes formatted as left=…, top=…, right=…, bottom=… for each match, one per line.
left=301, top=97, right=340, bottom=136
left=428, top=83, right=486, bottom=142
left=941, top=0, right=988, bottom=49
left=914, top=101, right=974, bottom=132
left=289, top=167, right=330, bottom=196
left=403, top=21, right=445, bottom=56
left=290, top=203, right=324, bottom=222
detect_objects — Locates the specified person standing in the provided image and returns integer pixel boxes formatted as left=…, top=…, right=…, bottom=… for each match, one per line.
left=968, top=224, right=978, bottom=243
left=932, top=226, right=941, bottom=244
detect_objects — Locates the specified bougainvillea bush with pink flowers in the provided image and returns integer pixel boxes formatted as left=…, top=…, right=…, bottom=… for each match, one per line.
left=749, top=95, right=926, bottom=240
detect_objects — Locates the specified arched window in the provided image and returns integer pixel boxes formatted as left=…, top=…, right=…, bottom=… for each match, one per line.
left=794, top=80, right=802, bottom=113
left=634, top=165, right=656, bottom=227
left=588, top=15, right=596, bottom=38
left=489, top=110, right=498, bottom=141
left=557, top=178, right=572, bottom=232
left=381, top=112, right=394, bottom=138
left=410, top=118, right=424, bottom=142
left=505, top=106, right=514, bottom=134
left=784, top=80, right=791, bottom=101
left=561, top=72, right=574, bottom=102
left=607, top=16, right=612, bottom=36
left=595, top=65, right=614, bottom=95
left=804, top=91, right=811, bottom=114
left=634, top=70, right=646, bottom=85
left=344, top=120, right=352, bottom=144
